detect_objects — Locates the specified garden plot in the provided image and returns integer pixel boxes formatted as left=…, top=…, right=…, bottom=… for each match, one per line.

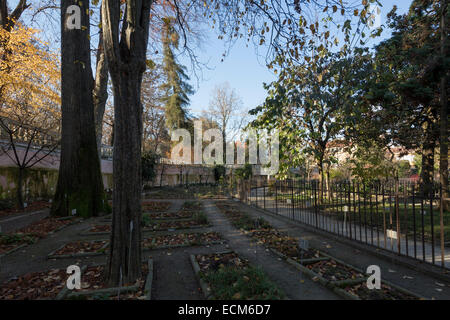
left=0, top=233, right=35, bottom=256
left=190, top=251, right=285, bottom=300
left=0, top=200, right=51, bottom=219
left=62, top=260, right=153, bottom=300
left=142, top=201, right=171, bottom=212
left=0, top=268, right=74, bottom=300
left=145, top=201, right=202, bottom=219
left=142, top=212, right=209, bottom=231
left=334, top=281, right=422, bottom=300
left=145, top=185, right=227, bottom=199
left=47, top=240, right=109, bottom=259
left=142, top=232, right=223, bottom=250
left=0, top=217, right=79, bottom=257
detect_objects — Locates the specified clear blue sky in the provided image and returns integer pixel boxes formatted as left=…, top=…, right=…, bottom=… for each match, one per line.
left=183, top=0, right=413, bottom=117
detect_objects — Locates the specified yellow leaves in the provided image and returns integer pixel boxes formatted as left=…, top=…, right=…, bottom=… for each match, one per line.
left=0, top=23, right=60, bottom=126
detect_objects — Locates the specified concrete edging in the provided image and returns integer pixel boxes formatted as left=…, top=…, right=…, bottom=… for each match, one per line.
left=58, top=259, right=154, bottom=300
left=47, top=241, right=109, bottom=260
left=190, top=254, right=214, bottom=300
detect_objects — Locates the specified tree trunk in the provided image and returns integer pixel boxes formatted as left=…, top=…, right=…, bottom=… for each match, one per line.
left=102, top=0, right=151, bottom=286
left=440, top=0, right=449, bottom=211
left=17, top=167, right=24, bottom=209
left=420, top=120, right=436, bottom=197
left=107, top=71, right=143, bottom=285
left=317, top=160, right=324, bottom=204
left=93, top=21, right=109, bottom=160
left=52, top=0, right=105, bottom=218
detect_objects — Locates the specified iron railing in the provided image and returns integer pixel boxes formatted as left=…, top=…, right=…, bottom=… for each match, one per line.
left=229, top=178, right=450, bottom=270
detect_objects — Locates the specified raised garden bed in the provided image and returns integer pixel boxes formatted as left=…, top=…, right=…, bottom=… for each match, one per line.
left=334, top=281, right=422, bottom=300
left=142, top=201, right=171, bottom=212
left=142, top=232, right=223, bottom=249
left=142, top=211, right=209, bottom=231
left=63, top=260, right=153, bottom=300
left=145, top=201, right=204, bottom=220
left=0, top=217, right=79, bottom=257
left=143, top=220, right=209, bottom=231
left=0, top=233, right=36, bottom=257
left=48, top=240, right=109, bottom=259
left=304, top=259, right=365, bottom=283
left=191, top=252, right=285, bottom=300
left=0, top=268, right=74, bottom=300
left=0, top=200, right=51, bottom=219
left=15, top=216, right=79, bottom=239
left=85, top=224, right=111, bottom=235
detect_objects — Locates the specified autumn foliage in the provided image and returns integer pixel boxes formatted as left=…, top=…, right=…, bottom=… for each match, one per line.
left=0, top=22, right=60, bottom=124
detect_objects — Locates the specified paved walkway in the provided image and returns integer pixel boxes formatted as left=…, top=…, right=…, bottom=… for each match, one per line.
left=203, top=200, right=341, bottom=300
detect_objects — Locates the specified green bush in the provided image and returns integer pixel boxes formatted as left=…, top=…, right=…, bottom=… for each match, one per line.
left=193, top=212, right=208, bottom=225
left=201, top=265, right=284, bottom=300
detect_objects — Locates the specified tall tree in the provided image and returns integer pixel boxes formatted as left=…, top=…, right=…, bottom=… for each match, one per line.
left=101, top=0, right=151, bottom=285
left=160, top=17, right=193, bottom=131
left=366, top=1, right=447, bottom=196
left=203, top=82, right=247, bottom=163
left=52, top=0, right=106, bottom=218
left=439, top=0, right=449, bottom=210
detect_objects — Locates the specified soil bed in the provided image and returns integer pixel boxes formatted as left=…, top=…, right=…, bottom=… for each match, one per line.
left=0, top=233, right=35, bottom=255
left=51, top=240, right=108, bottom=256
left=305, top=259, right=365, bottom=282
left=142, top=201, right=171, bottom=212
left=142, top=232, right=222, bottom=249
left=14, top=217, right=77, bottom=238
left=0, top=268, right=70, bottom=300
left=339, top=282, right=420, bottom=300
left=87, top=224, right=111, bottom=233
left=144, top=220, right=209, bottom=231
left=0, top=201, right=50, bottom=219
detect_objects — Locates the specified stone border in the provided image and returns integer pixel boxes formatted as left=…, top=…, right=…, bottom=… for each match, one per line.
left=0, top=218, right=82, bottom=259
left=0, top=243, right=29, bottom=259
left=58, top=259, right=154, bottom=300
left=190, top=254, right=215, bottom=299
left=143, top=240, right=225, bottom=251
left=47, top=241, right=109, bottom=260
left=143, top=224, right=211, bottom=232
left=285, top=254, right=367, bottom=288
left=79, top=224, right=213, bottom=237
left=268, top=247, right=329, bottom=265
left=143, top=214, right=194, bottom=221
left=269, top=243, right=426, bottom=300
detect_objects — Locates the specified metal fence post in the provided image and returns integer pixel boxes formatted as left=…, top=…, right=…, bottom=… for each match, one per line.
left=440, top=184, right=445, bottom=268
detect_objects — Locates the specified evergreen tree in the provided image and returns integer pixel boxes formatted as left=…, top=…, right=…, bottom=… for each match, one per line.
left=160, top=17, right=193, bottom=131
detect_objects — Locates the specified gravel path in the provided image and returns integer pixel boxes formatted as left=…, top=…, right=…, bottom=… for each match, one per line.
left=202, top=200, right=341, bottom=300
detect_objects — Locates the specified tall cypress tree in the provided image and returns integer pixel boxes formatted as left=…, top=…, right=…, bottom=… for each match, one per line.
left=160, top=17, right=193, bottom=131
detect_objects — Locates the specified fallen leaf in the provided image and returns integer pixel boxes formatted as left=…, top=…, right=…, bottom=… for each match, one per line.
left=232, top=292, right=241, bottom=299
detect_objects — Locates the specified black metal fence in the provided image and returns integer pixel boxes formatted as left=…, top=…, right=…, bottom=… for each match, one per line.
left=229, top=178, right=450, bottom=270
